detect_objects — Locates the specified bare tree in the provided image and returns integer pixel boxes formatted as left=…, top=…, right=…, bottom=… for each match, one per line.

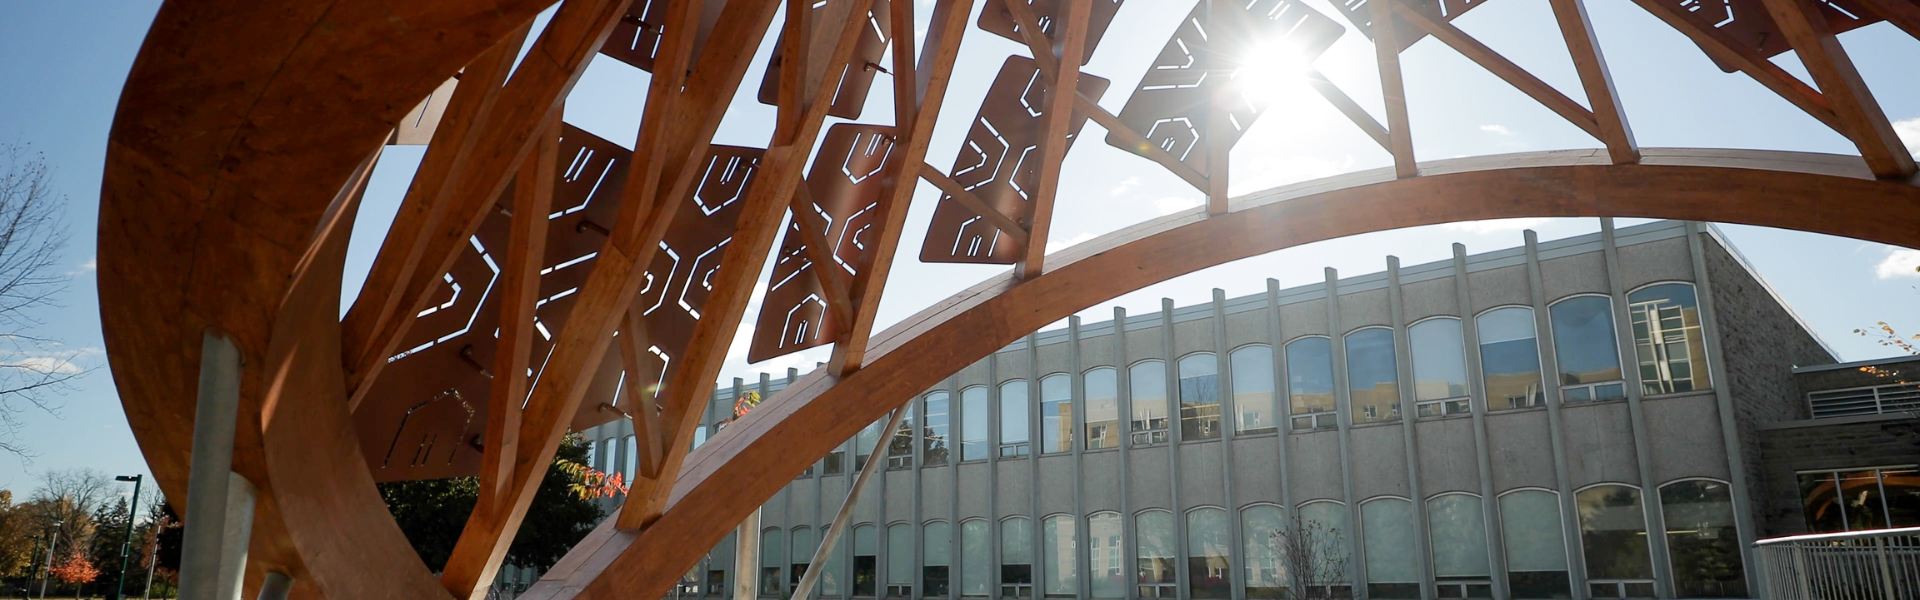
left=1268, top=515, right=1351, bottom=600
left=29, top=469, right=113, bottom=546
left=0, top=143, right=80, bottom=458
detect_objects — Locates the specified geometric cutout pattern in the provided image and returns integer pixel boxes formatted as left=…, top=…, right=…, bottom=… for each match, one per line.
left=756, top=0, right=894, bottom=120
left=976, top=0, right=1126, bottom=67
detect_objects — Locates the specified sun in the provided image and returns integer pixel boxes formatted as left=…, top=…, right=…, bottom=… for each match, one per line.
left=1229, top=39, right=1318, bottom=113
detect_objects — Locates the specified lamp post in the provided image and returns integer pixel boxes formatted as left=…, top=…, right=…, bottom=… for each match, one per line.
left=23, top=535, right=41, bottom=600
left=112, top=475, right=144, bottom=600
left=40, top=521, right=60, bottom=600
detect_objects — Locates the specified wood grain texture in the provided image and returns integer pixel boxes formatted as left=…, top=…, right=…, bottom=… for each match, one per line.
left=1549, top=0, right=1637, bottom=164
left=1760, top=0, right=1915, bottom=178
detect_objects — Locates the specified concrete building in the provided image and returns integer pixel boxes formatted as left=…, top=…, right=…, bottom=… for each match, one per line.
left=578, top=220, right=1920, bottom=600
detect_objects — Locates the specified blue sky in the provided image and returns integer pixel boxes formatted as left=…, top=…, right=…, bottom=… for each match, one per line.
left=2, top=0, right=1918, bottom=499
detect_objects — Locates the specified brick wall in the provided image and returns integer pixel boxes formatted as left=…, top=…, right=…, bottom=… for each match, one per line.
left=1757, top=417, right=1920, bottom=534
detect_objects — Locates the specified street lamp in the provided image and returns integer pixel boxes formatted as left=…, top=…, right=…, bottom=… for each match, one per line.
left=40, top=521, right=60, bottom=600
left=112, top=475, right=144, bottom=600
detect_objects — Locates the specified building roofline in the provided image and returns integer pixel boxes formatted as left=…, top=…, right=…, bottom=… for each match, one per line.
left=1790, top=353, right=1920, bottom=374
left=1700, top=223, right=1841, bottom=360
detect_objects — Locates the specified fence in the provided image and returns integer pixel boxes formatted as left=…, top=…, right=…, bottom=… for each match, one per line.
left=1754, top=527, right=1920, bottom=599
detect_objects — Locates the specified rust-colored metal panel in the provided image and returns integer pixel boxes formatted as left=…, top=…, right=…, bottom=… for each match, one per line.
left=975, top=0, right=1125, bottom=65
left=920, top=56, right=1109, bottom=265
left=602, top=0, right=730, bottom=72
left=755, top=0, right=893, bottom=119
left=747, top=123, right=898, bottom=362
left=1104, top=0, right=1342, bottom=177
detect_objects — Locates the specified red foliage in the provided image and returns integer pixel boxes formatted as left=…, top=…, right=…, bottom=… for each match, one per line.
left=48, top=551, right=99, bottom=584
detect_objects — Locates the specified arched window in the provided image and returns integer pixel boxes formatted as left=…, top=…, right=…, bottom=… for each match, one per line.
left=856, top=419, right=884, bottom=471
left=1477, top=307, right=1544, bottom=410
left=1285, top=337, right=1336, bottom=431
left=1040, top=374, right=1073, bottom=454
left=1345, top=328, right=1401, bottom=425
left=790, top=527, right=815, bottom=591
left=1230, top=345, right=1278, bottom=434
left=1087, top=511, right=1125, bottom=599
left=854, top=524, right=879, bottom=597
left=887, top=404, right=916, bottom=470
left=1178, top=353, right=1222, bottom=441
left=624, top=435, right=638, bottom=480
left=1000, top=380, right=1031, bottom=458
left=1186, top=507, right=1231, bottom=599
left=924, top=391, right=951, bottom=466
left=1628, top=283, right=1711, bottom=394
left=1240, top=504, right=1286, bottom=599
left=710, top=532, right=737, bottom=596
left=1660, top=480, right=1747, bottom=598
left=1129, top=361, right=1169, bottom=446
left=960, top=519, right=990, bottom=597
left=924, top=521, right=953, bottom=597
left=1002, top=516, right=1034, bottom=597
left=1084, top=367, right=1119, bottom=451
left=822, top=526, right=844, bottom=596
left=1360, top=498, right=1417, bottom=599
left=1296, top=501, right=1352, bottom=598
left=1550, top=295, right=1625, bottom=402
left=1134, top=510, right=1176, bottom=598
left=960, top=386, right=988, bottom=461
left=760, top=528, right=786, bottom=597
left=1409, top=318, right=1470, bottom=417
left=887, top=523, right=914, bottom=597
left=1575, top=485, right=1654, bottom=598
left=1042, top=514, right=1077, bottom=598
left=694, top=426, right=708, bottom=449
left=1498, top=489, right=1569, bottom=598
left=1426, top=494, right=1491, bottom=598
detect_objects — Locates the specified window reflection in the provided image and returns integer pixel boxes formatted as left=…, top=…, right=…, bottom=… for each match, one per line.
left=1660, top=480, right=1747, bottom=598
left=1179, top=353, right=1222, bottom=441
left=1286, top=337, right=1337, bottom=431
left=1240, top=505, right=1287, bottom=599
left=960, top=520, right=989, bottom=597
left=1231, top=345, right=1279, bottom=434
left=1498, top=490, right=1570, bottom=598
left=856, top=418, right=885, bottom=471
left=854, top=524, right=878, bottom=597
left=1040, top=374, right=1072, bottom=454
left=1088, top=512, right=1125, bottom=599
left=1130, top=362, right=1169, bottom=446
left=760, top=528, right=786, bottom=597
left=790, top=527, right=814, bottom=593
left=1477, top=307, right=1544, bottom=410
left=1549, top=296, right=1625, bottom=403
left=924, top=522, right=952, bottom=597
left=1798, top=466, right=1920, bottom=532
left=887, top=523, right=913, bottom=597
left=1297, top=501, right=1352, bottom=599
left=960, top=386, right=988, bottom=462
left=1001, top=517, right=1033, bottom=597
left=1628, top=283, right=1711, bottom=395
left=1084, top=368, right=1119, bottom=451
left=1409, top=318, right=1471, bottom=417
left=1345, top=328, right=1401, bottom=425
left=1575, top=485, right=1654, bottom=599
left=924, top=391, right=951, bottom=467
left=887, top=404, right=916, bottom=470
left=1361, top=498, right=1418, bottom=599
left=1135, top=510, right=1176, bottom=598
left=1000, top=380, right=1031, bottom=458
left=1042, top=515, right=1076, bottom=598
left=1187, top=508, right=1231, bottom=599
left=1427, top=494, right=1492, bottom=598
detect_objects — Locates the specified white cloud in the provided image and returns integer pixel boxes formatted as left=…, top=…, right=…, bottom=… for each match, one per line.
left=1480, top=124, right=1513, bottom=136
left=1876, top=247, right=1920, bottom=279
left=1108, top=176, right=1142, bottom=197
left=1153, top=196, right=1203, bottom=215
left=1896, top=117, right=1920, bottom=158
left=1046, top=232, right=1097, bottom=254
left=65, top=257, right=96, bottom=277
left=1, top=347, right=100, bottom=375
left=1441, top=218, right=1549, bottom=235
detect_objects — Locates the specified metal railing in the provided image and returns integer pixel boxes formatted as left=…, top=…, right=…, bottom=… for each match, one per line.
left=1806, top=382, right=1920, bottom=419
left=1754, top=527, right=1920, bottom=599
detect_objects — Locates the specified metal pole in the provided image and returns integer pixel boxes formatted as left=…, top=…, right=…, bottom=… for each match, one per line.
left=792, top=403, right=913, bottom=600
left=178, top=331, right=252, bottom=600
left=734, top=508, right=762, bottom=600
left=40, top=522, right=60, bottom=599
left=143, top=525, right=160, bottom=600
left=114, top=475, right=145, bottom=600
left=254, top=572, right=293, bottom=600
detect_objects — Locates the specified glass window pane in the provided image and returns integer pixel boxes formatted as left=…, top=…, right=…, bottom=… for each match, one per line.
left=925, top=391, right=951, bottom=467
left=1130, top=361, right=1169, bottom=446
left=1085, top=368, right=1119, bottom=451
left=1136, top=510, right=1176, bottom=593
left=1550, top=296, right=1624, bottom=400
left=1089, top=512, right=1125, bottom=599
left=1661, top=480, right=1747, bottom=598
left=888, top=405, right=916, bottom=468
left=1187, top=508, right=1231, bottom=599
left=857, top=418, right=884, bottom=469
left=1003, top=517, right=1034, bottom=594
left=1478, top=307, right=1543, bottom=410
left=1410, top=319, right=1469, bottom=402
left=792, top=528, right=816, bottom=591
left=761, top=528, right=786, bottom=596
left=961, top=387, right=989, bottom=461
left=823, top=530, right=844, bottom=596
left=1798, top=472, right=1845, bottom=533
left=1241, top=505, right=1287, bottom=599
left=1179, top=354, right=1222, bottom=441
left=1362, top=498, right=1418, bottom=598
left=1575, top=485, right=1653, bottom=581
left=1499, top=490, right=1570, bottom=598
left=1298, top=501, right=1353, bottom=587
left=1000, top=381, right=1031, bottom=458
left=1043, top=515, right=1077, bottom=597
left=1882, top=468, right=1920, bottom=528
left=1231, top=345, right=1278, bottom=433
left=1286, top=338, right=1335, bottom=419
left=925, top=522, right=952, bottom=597
left=1627, top=284, right=1710, bottom=395
left=1427, top=495, right=1490, bottom=578
left=962, top=520, right=990, bottom=597
left=1345, top=329, right=1401, bottom=425
left=888, top=524, right=913, bottom=586
left=1841, top=470, right=1889, bottom=530
left=1041, top=374, right=1073, bottom=454
left=855, top=525, right=879, bottom=597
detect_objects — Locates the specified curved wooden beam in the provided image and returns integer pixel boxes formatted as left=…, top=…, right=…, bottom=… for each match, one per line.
left=518, top=148, right=1920, bottom=600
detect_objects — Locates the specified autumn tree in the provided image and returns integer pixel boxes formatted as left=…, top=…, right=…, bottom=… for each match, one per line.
left=0, top=490, right=33, bottom=580
left=0, top=143, right=83, bottom=459
left=48, top=550, right=99, bottom=586
left=379, top=433, right=612, bottom=573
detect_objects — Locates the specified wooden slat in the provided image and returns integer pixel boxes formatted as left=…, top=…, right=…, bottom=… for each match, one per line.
left=1390, top=0, right=1601, bottom=140
left=341, top=26, right=527, bottom=410
left=617, top=0, right=879, bottom=529
left=1550, top=0, right=1638, bottom=164
left=790, top=183, right=857, bottom=324
left=827, top=0, right=977, bottom=375
left=1760, top=0, right=1915, bottom=178
left=1075, top=94, right=1210, bottom=191
left=887, top=0, right=919, bottom=132
left=1017, top=0, right=1093, bottom=278
left=1372, top=0, right=1417, bottom=178
left=475, top=114, right=558, bottom=505
left=1001, top=0, right=1062, bottom=81
left=918, top=163, right=1030, bottom=246
left=1859, top=0, right=1920, bottom=41
left=774, top=0, right=813, bottom=141
left=1303, top=69, right=1390, bottom=151
left=1203, top=0, right=1230, bottom=217
left=1627, top=0, right=1843, bottom=133
left=617, top=310, right=668, bottom=479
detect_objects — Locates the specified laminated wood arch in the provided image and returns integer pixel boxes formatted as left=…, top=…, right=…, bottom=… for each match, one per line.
left=98, top=0, right=1920, bottom=599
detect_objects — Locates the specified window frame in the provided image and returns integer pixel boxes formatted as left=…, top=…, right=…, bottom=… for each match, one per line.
left=1128, top=360, right=1171, bottom=447
left=1041, top=513, right=1078, bottom=598
left=923, top=390, right=952, bottom=467
left=1573, top=482, right=1657, bottom=598
left=1284, top=335, right=1338, bottom=432
left=1082, top=367, right=1120, bottom=452
left=1424, top=492, right=1493, bottom=598
left=958, top=385, right=990, bottom=462
left=1000, top=515, right=1035, bottom=598
left=1177, top=352, right=1224, bottom=442
left=1133, top=509, right=1178, bottom=599
left=1657, top=477, right=1749, bottom=598
left=1547, top=293, right=1628, bottom=404
left=1228, top=344, right=1279, bottom=435
left=998, top=379, right=1032, bottom=459
left=1408, top=316, right=1472, bottom=419
left=1039, top=373, right=1073, bottom=455
left=1475, top=305, right=1547, bottom=411
left=1626, top=281, right=1713, bottom=397
left=1343, top=326, right=1403, bottom=426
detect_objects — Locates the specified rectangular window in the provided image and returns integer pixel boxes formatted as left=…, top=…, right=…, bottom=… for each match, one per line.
left=1285, top=338, right=1337, bottom=432
left=961, top=387, right=989, bottom=461
left=1629, top=284, right=1711, bottom=395
left=1084, top=369, right=1119, bottom=450
left=887, top=405, right=915, bottom=470
left=823, top=450, right=845, bottom=476
left=1130, top=362, right=1170, bottom=446
left=1178, top=354, right=1222, bottom=441
left=1001, top=382, right=1031, bottom=458
left=1798, top=465, right=1920, bottom=532
left=925, top=392, right=951, bottom=467
left=1040, top=375, right=1073, bottom=454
